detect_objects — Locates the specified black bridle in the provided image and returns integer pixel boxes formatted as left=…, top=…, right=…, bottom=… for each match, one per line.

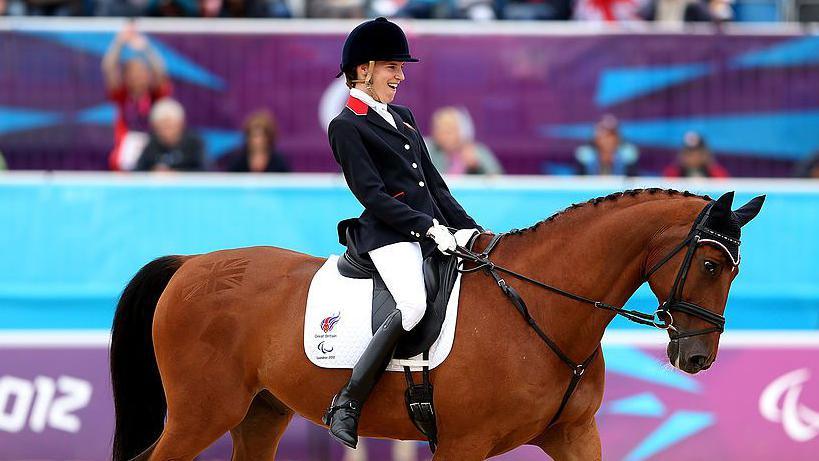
left=450, top=202, right=739, bottom=426
left=644, top=202, right=735, bottom=340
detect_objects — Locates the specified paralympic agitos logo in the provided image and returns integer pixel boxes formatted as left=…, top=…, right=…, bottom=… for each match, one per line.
left=317, top=341, right=334, bottom=354
left=759, top=368, right=819, bottom=442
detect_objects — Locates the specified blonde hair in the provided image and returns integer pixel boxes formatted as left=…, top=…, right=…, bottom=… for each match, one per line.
left=432, top=106, right=475, bottom=142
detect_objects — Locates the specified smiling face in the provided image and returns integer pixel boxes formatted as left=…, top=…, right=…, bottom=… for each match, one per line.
left=355, top=61, right=405, bottom=104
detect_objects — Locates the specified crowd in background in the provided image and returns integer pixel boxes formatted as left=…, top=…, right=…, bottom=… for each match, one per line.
left=0, top=0, right=759, bottom=23
left=89, top=23, right=761, bottom=178
left=1, top=21, right=815, bottom=179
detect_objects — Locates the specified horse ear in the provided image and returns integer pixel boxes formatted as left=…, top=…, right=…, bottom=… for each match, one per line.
left=711, top=191, right=735, bottom=221
left=733, top=195, right=766, bottom=227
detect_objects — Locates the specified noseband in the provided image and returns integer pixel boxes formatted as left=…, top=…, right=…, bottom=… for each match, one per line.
left=644, top=202, right=737, bottom=340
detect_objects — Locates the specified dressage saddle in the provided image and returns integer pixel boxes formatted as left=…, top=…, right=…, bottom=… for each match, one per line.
left=336, top=228, right=465, bottom=359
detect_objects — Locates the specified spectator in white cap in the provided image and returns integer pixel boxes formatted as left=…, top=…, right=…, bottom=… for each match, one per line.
left=136, top=98, right=204, bottom=172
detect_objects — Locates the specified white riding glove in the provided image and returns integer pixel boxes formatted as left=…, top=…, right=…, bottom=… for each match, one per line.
left=426, top=219, right=457, bottom=255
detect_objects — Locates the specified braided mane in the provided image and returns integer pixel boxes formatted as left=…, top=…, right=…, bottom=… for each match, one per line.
left=507, top=188, right=712, bottom=236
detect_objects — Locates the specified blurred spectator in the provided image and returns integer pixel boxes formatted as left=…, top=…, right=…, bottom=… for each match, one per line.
left=393, top=0, right=460, bottom=18
left=640, top=0, right=694, bottom=22
left=662, top=131, right=729, bottom=178
left=573, top=0, right=649, bottom=21
left=145, top=0, right=199, bottom=15
left=683, top=0, right=733, bottom=21
left=501, top=0, right=571, bottom=20
left=574, top=114, right=639, bottom=176
left=98, top=0, right=149, bottom=15
left=794, top=151, right=819, bottom=178
left=393, top=0, right=495, bottom=19
left=0, top=149, right=7, bottom=170
left=105, top=0, right=289, bottom=16
left=136, top=98, right=204, bottom=172
left=199, top=0, right=284, bottom=17
left=24, top=0, right=82, bottom=15
left=103, top=22, right=172, bottom=170
left=226, top=110, right=290, bottom=173
left=307, top=0, right=363, bottom=17
left=641, top=0, right=734, bottom=22
left=425, top=107, right=503, bottom=175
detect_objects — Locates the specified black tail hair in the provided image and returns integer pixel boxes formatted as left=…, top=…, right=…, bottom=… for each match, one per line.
left=110, top=255, right=184, bottom=461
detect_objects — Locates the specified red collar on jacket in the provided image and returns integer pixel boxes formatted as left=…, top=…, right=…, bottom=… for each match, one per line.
left=345, top=95, right=369, bottom=116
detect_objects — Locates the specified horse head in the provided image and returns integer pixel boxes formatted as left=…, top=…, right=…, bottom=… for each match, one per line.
left=645, top=191, right=765, bottom=374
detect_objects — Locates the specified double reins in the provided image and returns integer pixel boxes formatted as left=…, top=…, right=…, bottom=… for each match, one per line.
left=447, top=204, right=733, bottom=426
left=451, top=233, right=665, bottom=332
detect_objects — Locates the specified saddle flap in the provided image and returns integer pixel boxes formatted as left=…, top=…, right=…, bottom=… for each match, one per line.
left=341, top=228, right=481, bottom=360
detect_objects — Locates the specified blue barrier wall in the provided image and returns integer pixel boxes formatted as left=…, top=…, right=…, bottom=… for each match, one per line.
left=2, top=174, right=817, bottom=330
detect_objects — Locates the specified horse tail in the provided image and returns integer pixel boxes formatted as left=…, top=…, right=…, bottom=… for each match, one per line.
left=110, top=255, right=186, bottom=461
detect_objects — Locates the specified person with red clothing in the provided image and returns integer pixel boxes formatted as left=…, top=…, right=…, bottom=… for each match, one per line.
left=663, top=131, right=729, bottom=178
left=102, top=22, right=172, bottom=171
left=322, top=17, right=482, bottom=450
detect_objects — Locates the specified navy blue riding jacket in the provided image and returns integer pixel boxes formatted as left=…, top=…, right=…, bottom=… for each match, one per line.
left=329, top=95, right=482, bottom=257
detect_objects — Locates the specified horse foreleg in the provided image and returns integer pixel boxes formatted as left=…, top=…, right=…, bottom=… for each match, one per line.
left=230, top=391, right=294, bottom=461
left=532, top=418, right=602, bottom=461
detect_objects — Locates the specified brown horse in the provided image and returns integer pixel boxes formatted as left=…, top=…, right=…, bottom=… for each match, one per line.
left=110, top=188, right=763, bottom=461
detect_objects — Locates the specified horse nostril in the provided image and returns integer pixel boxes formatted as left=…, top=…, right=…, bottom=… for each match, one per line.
left=690, top=354, right=707, bottom=369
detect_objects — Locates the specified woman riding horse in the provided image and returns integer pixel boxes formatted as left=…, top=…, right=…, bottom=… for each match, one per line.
left=323, top=17, right=483, bottom=449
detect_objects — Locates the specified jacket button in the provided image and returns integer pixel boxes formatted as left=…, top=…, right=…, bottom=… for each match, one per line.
left=412, top=163, right=418, bottom=168
left=418, top=181, right=425, bottom=187
left=404, top=144, right=410, bottom=150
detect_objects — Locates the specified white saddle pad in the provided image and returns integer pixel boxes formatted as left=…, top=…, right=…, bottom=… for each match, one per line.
left=304, top=230, right=477, bottom=372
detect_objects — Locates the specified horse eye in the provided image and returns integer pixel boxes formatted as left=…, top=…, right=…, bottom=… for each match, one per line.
left=703, top=260, right=719, bottom=276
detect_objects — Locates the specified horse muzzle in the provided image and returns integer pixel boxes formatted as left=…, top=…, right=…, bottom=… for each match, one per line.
left=667, top=338, right=713, bottom=374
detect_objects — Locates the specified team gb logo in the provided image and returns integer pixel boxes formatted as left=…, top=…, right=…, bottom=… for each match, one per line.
left=320, top=313, right=341, bottom=333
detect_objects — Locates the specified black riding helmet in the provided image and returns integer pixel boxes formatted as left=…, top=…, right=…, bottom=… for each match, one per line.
left=335, top=17, right=420, bottom=79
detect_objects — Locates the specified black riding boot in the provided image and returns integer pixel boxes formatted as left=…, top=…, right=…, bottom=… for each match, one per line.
left=323, top=309, right=405, bottom=448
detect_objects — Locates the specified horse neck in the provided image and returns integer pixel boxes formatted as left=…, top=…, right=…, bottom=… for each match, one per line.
left=490, top=197, right=702, bottom=362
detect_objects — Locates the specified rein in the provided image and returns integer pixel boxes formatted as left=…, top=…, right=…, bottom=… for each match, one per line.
left=450, top=203, right=734, bottom=426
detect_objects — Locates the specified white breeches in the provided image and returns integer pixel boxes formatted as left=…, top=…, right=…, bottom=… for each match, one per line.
left=368, top=241, right=427, bottom=332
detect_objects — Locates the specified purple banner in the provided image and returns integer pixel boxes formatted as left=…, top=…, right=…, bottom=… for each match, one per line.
left=2, top=340, right=818, bottom=460
left=2, top=23, right=818, bottom=176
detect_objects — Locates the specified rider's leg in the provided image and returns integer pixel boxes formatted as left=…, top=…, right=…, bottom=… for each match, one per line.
left=368, top=242, right=427, bottom=331
left=324, top=242, right=427, bottom=448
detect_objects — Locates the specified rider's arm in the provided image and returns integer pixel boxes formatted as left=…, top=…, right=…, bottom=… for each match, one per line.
left=330, top=118, right=435, bottom=240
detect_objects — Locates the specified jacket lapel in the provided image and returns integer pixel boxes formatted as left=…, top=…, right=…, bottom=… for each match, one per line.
left=389, top=107, right=417, bottom=139
left=366, top=109, right=409, bottom=143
